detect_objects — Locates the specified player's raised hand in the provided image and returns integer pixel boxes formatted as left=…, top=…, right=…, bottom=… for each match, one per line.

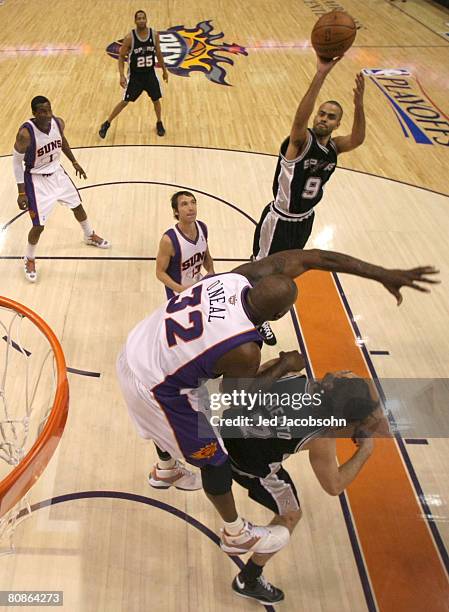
left=17, top=193, right=29, bottom=211
left=316, top=53, right=343, bottom=76
left=72, top=161, right=87, bottom=180
left=353, top=72, right=365, bottom=107
left=381, top=266, right=440, bottom=305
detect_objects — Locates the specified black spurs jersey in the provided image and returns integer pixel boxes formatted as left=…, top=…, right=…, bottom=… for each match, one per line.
left=272, top=128, right=338, bottom=218
left=222, top=375, right=327, bottom=478
left=129, top=28, right=156, bottom=74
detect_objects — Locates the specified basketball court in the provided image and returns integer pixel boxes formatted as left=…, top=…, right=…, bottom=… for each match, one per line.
left=0, top=1, right=448, bottom=610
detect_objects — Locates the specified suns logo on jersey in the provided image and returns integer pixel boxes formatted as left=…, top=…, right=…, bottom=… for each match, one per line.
left=106, top=20, right=247, bottom=86
left=190, top=441, right=218, bottom=460
left=363, top=68, right=449, bottom=147
left=228, top=294, right=238, bottom=306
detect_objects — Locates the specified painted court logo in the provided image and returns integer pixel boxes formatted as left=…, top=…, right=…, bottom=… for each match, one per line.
left=363, top=68, right=449, bottom=146
left=106, top=20, right=247, bottom=86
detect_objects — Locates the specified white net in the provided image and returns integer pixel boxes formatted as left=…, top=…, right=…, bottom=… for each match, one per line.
left=0, top=301, right=66, bottom=554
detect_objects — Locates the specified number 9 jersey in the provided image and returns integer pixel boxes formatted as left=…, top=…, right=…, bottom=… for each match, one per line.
left=272, top=128, right=338, bottom=218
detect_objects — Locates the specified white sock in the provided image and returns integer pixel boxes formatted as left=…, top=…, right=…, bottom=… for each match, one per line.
left=157, top=458, right=176, bottom=470
left=26, top=243, right=37, bottom=260
left=79, top=219, right=93, bottom=237
left=224, top=516, right=244, bottom=535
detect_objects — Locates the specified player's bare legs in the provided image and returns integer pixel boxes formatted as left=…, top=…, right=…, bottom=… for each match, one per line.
left=153, top=99, right=165, bottom=136
left=99, top=101, right=129, bottom=138
left=72, top=204, right=110, bottom=249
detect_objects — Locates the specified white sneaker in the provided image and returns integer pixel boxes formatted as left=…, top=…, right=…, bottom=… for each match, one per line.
left=23, top=257, right=37, bottom=283
left=148, top=460, right=202, bottom=491
left=220, top=520, right=290, bottom=555
left=84, top=232, right=111, bottom=249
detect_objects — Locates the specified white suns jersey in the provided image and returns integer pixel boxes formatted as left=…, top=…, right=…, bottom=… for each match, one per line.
left=22, top=117, right=63, bottom=175
left=164, top=221, right=208, bottom=299
left=125, top=273, right=261, bottom=392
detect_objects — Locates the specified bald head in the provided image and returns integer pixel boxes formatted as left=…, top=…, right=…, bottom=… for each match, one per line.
left=247, top=274, right=298, bottom=322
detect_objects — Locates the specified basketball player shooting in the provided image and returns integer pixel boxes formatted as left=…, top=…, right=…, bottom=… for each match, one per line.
left=253, top=54, right=365, bottom=261
left=13, top=96, right=110, bottom=283
left=116, top=246, right=438, bottom=564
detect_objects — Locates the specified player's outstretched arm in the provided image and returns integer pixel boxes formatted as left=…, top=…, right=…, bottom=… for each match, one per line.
left=333, top=72, right=366, bottom=154
left=233, top=249, right=439, bottom=305
left=55, top=117, right=87, bottom=179
left=13, top=127, right=31, bottom=210
left=285, top=54, right=342, bottom=160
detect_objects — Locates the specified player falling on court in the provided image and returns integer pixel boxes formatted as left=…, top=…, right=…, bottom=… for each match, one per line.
left=222, top=363, right=386, bottom=604
left=253, top=53, right=365, bottom=345
left=99, top=9, right=169, bottom=139
left=13, top=96, right=110, bottom=283
left=117, top=244, right=438, bottom=582
left=156, top=191, right=215, bottom=299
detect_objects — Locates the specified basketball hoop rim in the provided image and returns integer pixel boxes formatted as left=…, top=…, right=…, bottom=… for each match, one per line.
left=0, top=296, right=69, bottom=519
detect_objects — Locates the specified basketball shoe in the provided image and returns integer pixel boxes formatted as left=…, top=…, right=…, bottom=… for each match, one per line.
left=98, top=121, right=110, bottom=139
left=220, top=520, right=289, bottom=554
left=156, top=121, right=166, bottom=136
left=257, top=321, right=277, bottom=346
left=232, top=574, right=285, bottom=605
left=148, top=460, right=202, bottom=491
left=23, top=257, right=37, bottom=283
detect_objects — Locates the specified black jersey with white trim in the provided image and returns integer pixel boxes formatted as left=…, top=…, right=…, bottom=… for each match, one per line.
left=129, top=28, right=156, bottom=75
left=272, top=129, right=338, bottom=217
left=222, top=375, right=327, bottom=478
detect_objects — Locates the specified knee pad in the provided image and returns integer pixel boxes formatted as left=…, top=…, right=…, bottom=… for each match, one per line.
left=201, top=459, right=232, bottom=496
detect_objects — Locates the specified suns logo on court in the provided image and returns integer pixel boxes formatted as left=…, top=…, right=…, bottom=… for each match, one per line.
left=363, top=68, right=449, bottom=147
left=190, top=442, right=218, bottom=459
left=106, top=20, right=247, bottom=86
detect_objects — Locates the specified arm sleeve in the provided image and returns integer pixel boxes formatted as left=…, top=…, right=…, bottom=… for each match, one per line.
left=13, top=149, right=25, bottom=183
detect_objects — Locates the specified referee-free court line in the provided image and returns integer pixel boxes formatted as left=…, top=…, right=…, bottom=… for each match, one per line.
left=294, top=270, right=449, bottom=612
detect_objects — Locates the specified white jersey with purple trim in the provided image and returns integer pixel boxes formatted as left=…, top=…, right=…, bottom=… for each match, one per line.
left=23, top=117, right=63, bottom=175
left=125, top=272, right=262, bottom=392
left=164, top=221, right=208, bottom=298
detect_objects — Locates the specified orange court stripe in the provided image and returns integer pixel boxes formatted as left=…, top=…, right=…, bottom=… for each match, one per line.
left=295, top=271, right=449, bottom=612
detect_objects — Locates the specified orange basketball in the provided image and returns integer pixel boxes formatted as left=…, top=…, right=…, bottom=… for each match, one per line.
left=311, top=11, right=357, bottom=59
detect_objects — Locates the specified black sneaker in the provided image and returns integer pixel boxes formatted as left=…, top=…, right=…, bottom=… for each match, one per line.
left=99, top=121, right=110, bottom=139
left=156, top=121, right=166, bottom=136
left=232, top=575, right=285, bottom=605
left=257, top=321, right=277, bottom=346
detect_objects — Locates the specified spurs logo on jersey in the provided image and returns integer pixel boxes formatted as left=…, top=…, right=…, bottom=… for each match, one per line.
left=272, top=128, right=338, bottom=218
left=129, top=28, right=156, bottom=72
left=22, top=117, right=63, bottom=175
left=164, top=220, right=209, bottom=299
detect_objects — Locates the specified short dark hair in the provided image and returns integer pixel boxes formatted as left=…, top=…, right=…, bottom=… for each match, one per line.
left=134, top=9, right=146, bottom=20
left=31, top=96, right=50, bottom=112
left=321, top=378, right=378, bottom=424
left=170, top=191, right=196, bottom=219
left=322, top=100, right=343, bottom=119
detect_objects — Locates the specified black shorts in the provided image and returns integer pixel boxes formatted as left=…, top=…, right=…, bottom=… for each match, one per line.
left=252, top=203, right=315, bottom=258
left=231, top=464, right=300, bottom=515
left=124, top=70, right=162, bottom=102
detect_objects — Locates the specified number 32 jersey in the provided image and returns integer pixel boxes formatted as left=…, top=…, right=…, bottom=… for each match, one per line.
left=272, top=128, right=338, bottom=218
left=125, top=273, right=262, bottom=394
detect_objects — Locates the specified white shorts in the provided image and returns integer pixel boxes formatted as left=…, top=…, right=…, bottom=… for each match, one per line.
left=116, top=346, right=228, bottom=466
left=24, top=167, right=81, bottom=226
